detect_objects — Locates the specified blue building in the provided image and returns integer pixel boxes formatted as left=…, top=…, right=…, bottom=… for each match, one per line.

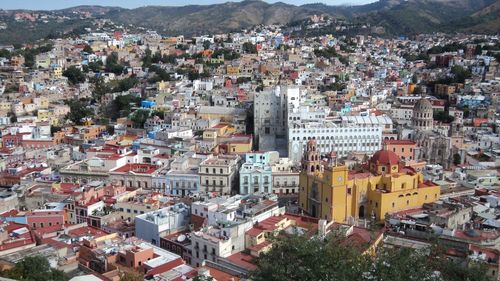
left=239, top=151, right=279, bottom=195
left=165, top=152, right=206, bottom=197
left=141, top=100, right=156, bottom=108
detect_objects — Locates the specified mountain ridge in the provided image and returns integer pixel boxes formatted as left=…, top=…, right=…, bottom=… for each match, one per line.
left=0, top=0, right=498, bottom=44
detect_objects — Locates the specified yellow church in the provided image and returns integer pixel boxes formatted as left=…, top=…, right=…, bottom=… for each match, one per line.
left=298, top=140, right=440, bottom=222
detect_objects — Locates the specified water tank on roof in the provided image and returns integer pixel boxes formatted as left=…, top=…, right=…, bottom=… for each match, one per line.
left=177, top=234, right=186, bottom=242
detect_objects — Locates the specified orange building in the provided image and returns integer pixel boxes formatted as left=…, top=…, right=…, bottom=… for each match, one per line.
left=383, top=140, right=416, bottom=161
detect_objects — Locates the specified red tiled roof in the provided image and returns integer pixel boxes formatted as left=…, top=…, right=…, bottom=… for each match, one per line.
left=201, top=266, right=241, bottom=281
left=247, top=240, right=272, bottom=252
left=226, top=252, right=257, bottom=271
left=0, top=209, right=19, bottom=217
left=246, top=227, right=264, bottom=237
left=68, top=226, right=109, bottom=238
left=111, top=163, right=160, bottom=174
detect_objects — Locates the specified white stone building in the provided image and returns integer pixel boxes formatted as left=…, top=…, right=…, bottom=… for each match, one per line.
left=135, top=203, right=190, bottom=246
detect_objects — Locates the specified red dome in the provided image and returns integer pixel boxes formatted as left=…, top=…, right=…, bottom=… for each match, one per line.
left=370, top=150, right=400, bottom=166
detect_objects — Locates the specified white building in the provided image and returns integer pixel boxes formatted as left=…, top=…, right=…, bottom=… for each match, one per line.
left=189, top=194, right=284, bottom=267
left=288, top=120, right=383, bottom=162
left=271, top=158, right=300, bottom=195
left=135, top=203, right=190, bottom=246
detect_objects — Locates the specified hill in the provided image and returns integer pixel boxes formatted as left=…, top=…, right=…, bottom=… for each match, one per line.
left=0, top=0, right=498, bottom=44
left=105, top=0, right=320, bottom=35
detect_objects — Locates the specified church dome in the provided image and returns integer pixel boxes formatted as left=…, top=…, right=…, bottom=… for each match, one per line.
left=413, top=98, right=433, bottom=113
left=370, top=150, right=400, bottom=166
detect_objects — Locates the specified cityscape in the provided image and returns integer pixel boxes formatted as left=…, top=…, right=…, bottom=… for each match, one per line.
left=0, top=0, right=498, bottom=280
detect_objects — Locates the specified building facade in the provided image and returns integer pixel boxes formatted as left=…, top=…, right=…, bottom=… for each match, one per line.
left=299, top=140, right=441, bottom=222
left=199, top=155, right=240, bottom=195
left=239, top=151, right=278, bottom=195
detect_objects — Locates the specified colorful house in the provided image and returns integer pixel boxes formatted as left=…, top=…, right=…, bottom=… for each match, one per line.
left=299, top=140, right=440, bottom=222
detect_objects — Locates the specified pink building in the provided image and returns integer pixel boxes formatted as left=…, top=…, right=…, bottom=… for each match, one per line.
left=26, top=203, right=66, bottom=229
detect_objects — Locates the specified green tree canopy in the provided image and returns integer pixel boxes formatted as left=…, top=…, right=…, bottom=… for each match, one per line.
left=251, top=234, right=490, bottom=281
left=130, top=109, right=150, bottom=128
left=434, top=111, right=455, bottom=123
left=450, top=65, right=472, bottom=84
left=242, top=42, right=257, bottom=54
left=0, top=48, right=12, bottom=59
left=63, top=66, right=86, bottom=85
left=65, top=99, right=94, bottom=124
left=453, top=153, right=462, bottom=166
left=0, top=256, right=66, bottom=281
left=83, top=44, right=94, bottom=54
left=106, top=52, right=124, bottom=75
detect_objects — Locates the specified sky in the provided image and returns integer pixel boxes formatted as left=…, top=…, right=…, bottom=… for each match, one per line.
left=0, top=0, right=378, bottom=10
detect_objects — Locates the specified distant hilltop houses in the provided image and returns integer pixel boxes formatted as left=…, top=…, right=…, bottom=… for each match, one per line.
left=0, top=11, right=497, bottom=281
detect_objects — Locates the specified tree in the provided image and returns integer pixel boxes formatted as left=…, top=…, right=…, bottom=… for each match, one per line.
left=7, top=111, right=17, bottom=123
left=111, top=94, right=141, bottom=119
left=252, top=234, right=368, bottom=281
left=0, top=48, right=11, bottom=59
left=90, top=76, right=111, bottom=102
left=87, top=61, right=104, bottom=72
left=451, top=65, right=471, bottom=83
left=413, top=85, right=424, bottom=95
left=453, top=153, right=462, bottom=166
left=130, top=109, right=150, bottom=128
left=0, top=256, right=66, bottom=281
left=203, top=40, right=211, bottom=50
left=63, top=66, right=86, bottom=85
left=242, top=42, right=257, bottom=54
left=106, top=52, right=124, bottom=75
left=142, top=48, right=153, bottom=68
left=433, top=111, right=454, bottom=123
left=65, top=100, right=94, bottom=124
left=23, top=51, right=35, bottom=68
left=50, top=126, right=62, bottom=136
left=251, top=234, right=491, bottom=281
left=106, top=125, right=115, bottom=136
left=83, top=44, right=94, bottom=54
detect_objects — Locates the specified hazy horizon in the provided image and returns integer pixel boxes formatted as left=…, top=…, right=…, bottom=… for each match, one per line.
left=0, top=0, right=378, bottom=10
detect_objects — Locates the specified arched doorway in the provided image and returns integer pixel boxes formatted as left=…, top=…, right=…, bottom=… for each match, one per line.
left=359, top=205, right=365, bottom=218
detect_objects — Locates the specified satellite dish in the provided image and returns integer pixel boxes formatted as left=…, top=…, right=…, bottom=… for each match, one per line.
left=177, top=234, right=186, bottom=242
